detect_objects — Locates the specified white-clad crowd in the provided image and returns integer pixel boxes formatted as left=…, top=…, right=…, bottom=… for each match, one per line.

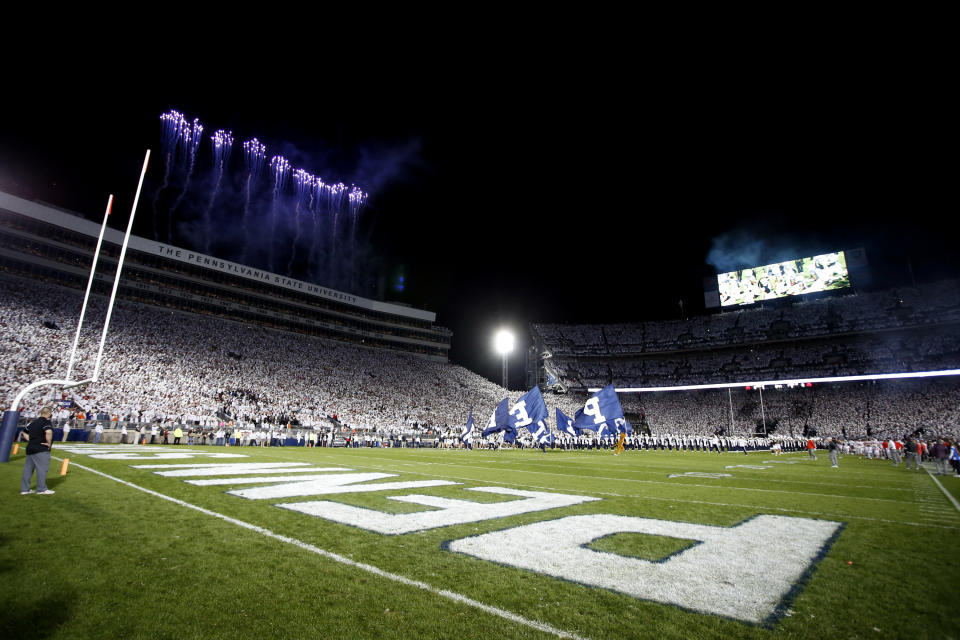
left=534, top=279, right=960, bottom=358
left=552, top=331, right=960, bottom=389
left=3, top=274, right=958, bottom=445
left=1, top=275, right=575, bottom=434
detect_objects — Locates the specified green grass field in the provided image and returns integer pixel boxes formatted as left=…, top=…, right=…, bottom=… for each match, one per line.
left=1, top=444, right=958, bottom=640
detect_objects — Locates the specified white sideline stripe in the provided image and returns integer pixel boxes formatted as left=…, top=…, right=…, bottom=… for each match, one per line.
left=924, top=467, right=960, bottom=514
left=59, top=459, right=591, bottom=640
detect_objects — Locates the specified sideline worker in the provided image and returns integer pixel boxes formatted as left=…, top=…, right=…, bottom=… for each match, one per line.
left=20, top=407, right=55, bottom=495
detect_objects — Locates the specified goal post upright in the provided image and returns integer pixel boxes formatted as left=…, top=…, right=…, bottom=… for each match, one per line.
left=93, top=150, right=150, bottom=381
left=1, top=150, right=150, bottom=462
left=65, top=194, right=113, bottom=381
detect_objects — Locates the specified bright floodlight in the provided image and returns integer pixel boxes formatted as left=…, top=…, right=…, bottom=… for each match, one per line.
left=494, top=329, right=515, bottom=355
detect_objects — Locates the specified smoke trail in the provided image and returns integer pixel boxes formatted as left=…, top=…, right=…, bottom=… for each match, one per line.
left=150, top=110, right=372, bottom=290
left=307, top=177, right=324, bottom=282
left=202, top=129, right=233, bottom=255
left=288, top=168, right=313, bottom=275
left=268, top=155, right=291, bottom=273
left=348, top=186, right=366, bottom=292
left=168, top=117, right=204, bottom=242
left=240, top=138, right=266, bottom=265
left=328, top=182, right=345, bottom=275
left=152, top=111, right=185, bottom=240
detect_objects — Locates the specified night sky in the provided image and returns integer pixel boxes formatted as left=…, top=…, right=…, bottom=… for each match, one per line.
left=1, top=74, right=954, bottom=388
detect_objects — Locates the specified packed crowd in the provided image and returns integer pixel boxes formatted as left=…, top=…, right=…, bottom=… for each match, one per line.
left=549, top=330, right=960, bottom=389
left=621, top=380, right=960, bottom=441
left=533, top=279, right=960, bottom=357
left=3, top=274, right=959, bottom=447
left=0, top=275, right=565, bottom=436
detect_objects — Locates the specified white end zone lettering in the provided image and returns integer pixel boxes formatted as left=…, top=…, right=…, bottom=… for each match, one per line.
left=227, top=473, right=459, bottom=499
left=447, top=514, right=843, bottom=624
left=55, top=445, right=249, bottom=460
left=190, top=474, right=414, bottom=487
left=278, top=487, right=601, bottom=535
left=131, top=463, right=339, bottom=476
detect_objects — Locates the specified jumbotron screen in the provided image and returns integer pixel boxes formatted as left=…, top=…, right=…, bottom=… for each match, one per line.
left=718, top=251, right=850, bottom=307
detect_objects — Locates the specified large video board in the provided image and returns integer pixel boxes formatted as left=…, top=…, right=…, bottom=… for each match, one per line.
left=718, top=251, right=850, bottom=307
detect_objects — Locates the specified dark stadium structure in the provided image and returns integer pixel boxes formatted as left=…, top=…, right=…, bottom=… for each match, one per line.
left=528, top=275, right=960, bottom=440
left=2, top=188, right=959, bottom=447
left=530, top=279, right=960, bottom=391
left=0, top=190, right=452, bottom=362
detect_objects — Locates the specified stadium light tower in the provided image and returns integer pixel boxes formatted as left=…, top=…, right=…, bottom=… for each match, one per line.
left=494, top=329, right=515, bottom=389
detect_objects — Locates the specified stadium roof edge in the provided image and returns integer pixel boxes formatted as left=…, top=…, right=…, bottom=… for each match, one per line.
left=589, top=369, right=960, bottom=393
left=0, top=190, right=436, bottom=324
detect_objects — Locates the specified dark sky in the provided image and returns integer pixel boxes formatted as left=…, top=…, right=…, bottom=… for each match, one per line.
left=1, top=73, right=954, bottom=388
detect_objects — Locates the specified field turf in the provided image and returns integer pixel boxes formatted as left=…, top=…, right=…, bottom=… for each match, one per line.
left=1, top=444, right=958, bottom=640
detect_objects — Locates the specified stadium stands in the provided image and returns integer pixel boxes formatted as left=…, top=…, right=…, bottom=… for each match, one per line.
left=0, top=191, right=452, bottom=361
left=2, top=189, right=958, bottom=445
left=0, top=274, right=518, bottom=436
left=532, top=279, right=960, bottom=388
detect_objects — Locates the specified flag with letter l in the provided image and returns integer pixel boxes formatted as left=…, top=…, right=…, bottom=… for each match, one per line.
left=461, top=410, right=475, bottom=443
left=556, top=408, right=579, bottom=437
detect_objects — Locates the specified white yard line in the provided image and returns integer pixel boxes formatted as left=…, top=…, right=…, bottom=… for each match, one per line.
left=57, top=458, right=591, bottom=640
left=924, top=467, right=960, bottom=514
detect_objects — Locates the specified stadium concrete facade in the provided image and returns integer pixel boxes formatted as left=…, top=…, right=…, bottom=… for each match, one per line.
left=0, top=190, right=451, bottom=362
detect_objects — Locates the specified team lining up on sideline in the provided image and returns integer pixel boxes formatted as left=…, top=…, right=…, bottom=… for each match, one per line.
left=29, top=419, right=960, bottom=479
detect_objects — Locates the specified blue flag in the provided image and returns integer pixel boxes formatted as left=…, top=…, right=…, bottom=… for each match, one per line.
left=544, top=363, right=559, bottom=387
left=613, top=416, right=633, bottom=435
left=528, top=419, right=553, bottom=445
left=500, top=387, right=548, bottom=445
left=461, top=409, right=475, bottom=444
left=573, top=385, right=624, bottom=431
left=481, top=398, right=509, bottom=438
left=508, top=386, right=549, bottom=433
left=556, top=408, right=579, bottom=437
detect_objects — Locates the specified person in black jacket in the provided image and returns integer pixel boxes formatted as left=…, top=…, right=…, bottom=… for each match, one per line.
left=19, top=407, right=55, bottom=495
left=904, top=438, right=921, bottom=471
left=828, top=438, right=840, bottom=468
